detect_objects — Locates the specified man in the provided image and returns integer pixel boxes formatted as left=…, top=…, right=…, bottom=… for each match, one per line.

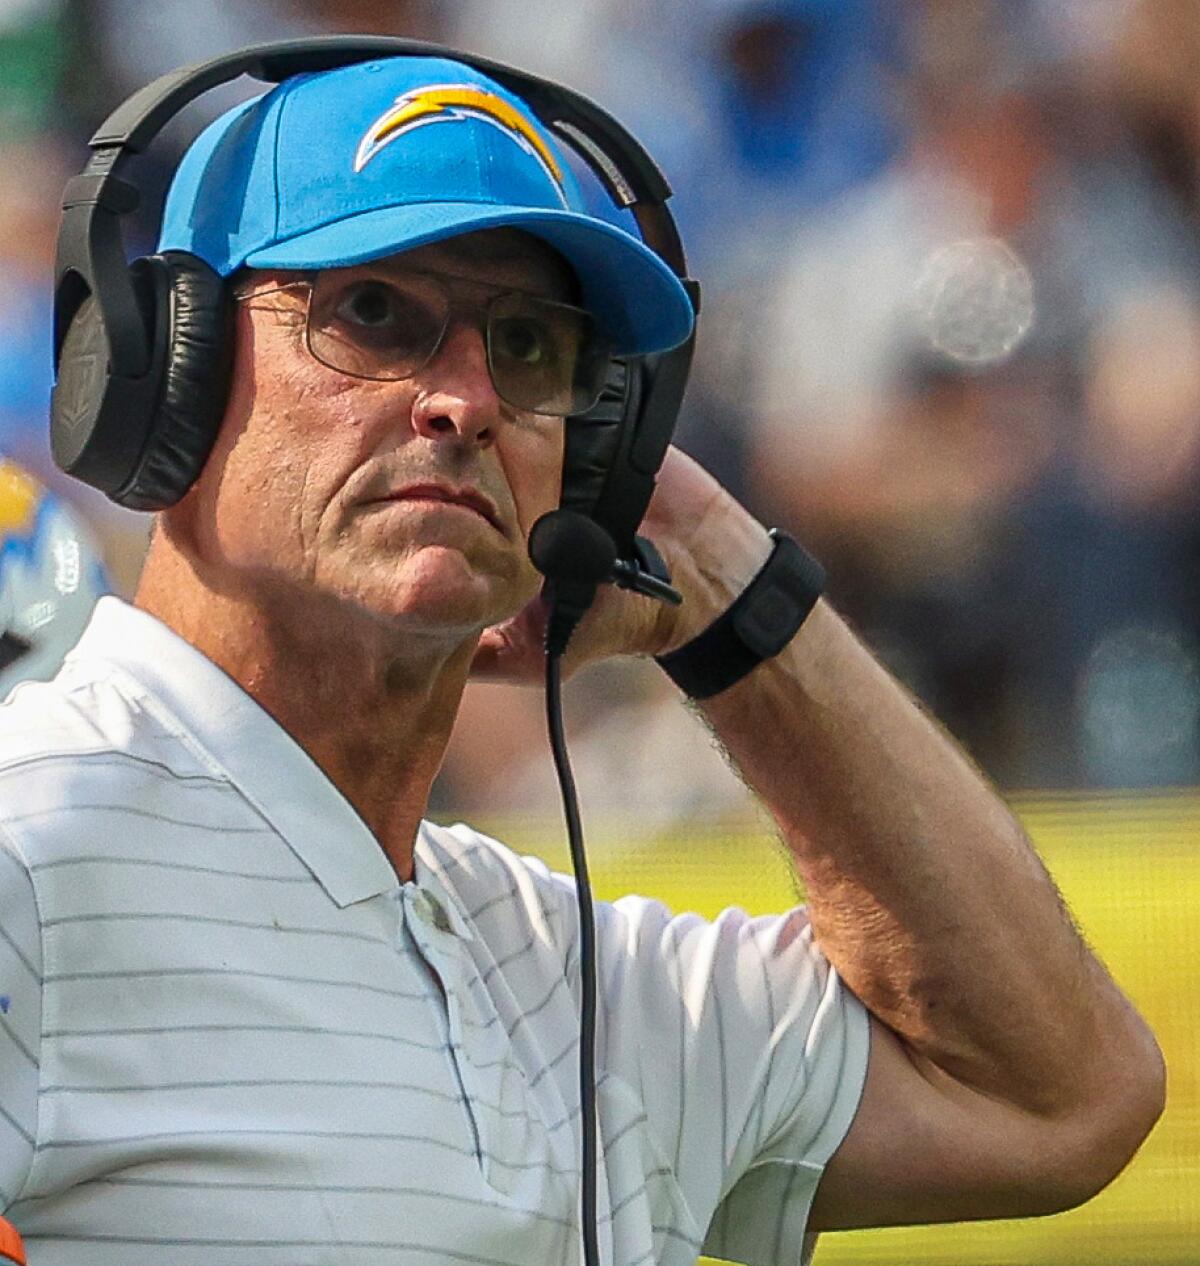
left=0, top=51, right=1163, bottom=1266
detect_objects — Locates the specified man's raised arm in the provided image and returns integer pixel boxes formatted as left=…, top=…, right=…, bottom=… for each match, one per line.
left=663, top=468, right=1166, bottom=1230
left=474, top=443, right=1164, bottom=1227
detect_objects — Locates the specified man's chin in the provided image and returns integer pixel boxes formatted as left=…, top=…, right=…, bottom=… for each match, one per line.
left=337, top=550, right=529, bottom=640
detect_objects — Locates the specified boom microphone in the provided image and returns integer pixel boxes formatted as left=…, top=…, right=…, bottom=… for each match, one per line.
left=529, top=509, right=682, bottom=657
left=529, top=510, right=620, bottom=657
left=529, top=508, right=618, bottom=585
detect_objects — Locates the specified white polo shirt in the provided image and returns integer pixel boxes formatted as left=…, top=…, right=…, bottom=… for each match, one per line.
left=0, top=597, right=869, bottom=1266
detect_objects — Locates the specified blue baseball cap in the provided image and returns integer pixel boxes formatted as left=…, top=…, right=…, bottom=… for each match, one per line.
left=158, top=55, right=695, bottom=356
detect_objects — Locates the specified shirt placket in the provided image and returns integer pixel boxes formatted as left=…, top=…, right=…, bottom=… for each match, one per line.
left=405, top=881, right=579, bottom=1206
left=400, top=884, right=524, bottom=1188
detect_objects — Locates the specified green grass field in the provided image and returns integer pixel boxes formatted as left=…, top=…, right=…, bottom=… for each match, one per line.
left=483, top=790, right=1199, bottom=1265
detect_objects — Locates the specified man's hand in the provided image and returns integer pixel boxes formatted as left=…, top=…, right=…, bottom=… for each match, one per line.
left=469, top=447, right=771, bottom=682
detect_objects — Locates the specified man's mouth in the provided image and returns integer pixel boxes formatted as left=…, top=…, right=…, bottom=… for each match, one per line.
left=369, top=482, right=505, bottom=534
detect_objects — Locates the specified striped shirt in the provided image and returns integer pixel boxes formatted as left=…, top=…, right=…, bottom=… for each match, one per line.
left=0, top=597, right=869, bottom=1266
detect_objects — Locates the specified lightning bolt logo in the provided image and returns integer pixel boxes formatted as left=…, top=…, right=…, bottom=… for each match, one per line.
left=354, top=83, right=567, bottom=204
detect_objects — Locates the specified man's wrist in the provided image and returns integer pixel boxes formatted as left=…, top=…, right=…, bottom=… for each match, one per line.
left=655, top=530, right=826, bottom=699
left=651, top=506, right=774, bottom=654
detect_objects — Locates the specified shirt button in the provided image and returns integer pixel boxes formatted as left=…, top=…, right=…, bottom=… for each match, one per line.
left=413, top=889, right=453, bottom=934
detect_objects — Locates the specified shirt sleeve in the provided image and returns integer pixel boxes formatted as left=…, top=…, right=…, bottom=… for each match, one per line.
left=590, top=893, right=870, bottom=1266
left=0, top=827, right=41, bottom=1211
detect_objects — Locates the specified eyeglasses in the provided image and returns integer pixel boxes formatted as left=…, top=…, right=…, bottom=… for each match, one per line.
left=235, top=266, right=614, bottom=417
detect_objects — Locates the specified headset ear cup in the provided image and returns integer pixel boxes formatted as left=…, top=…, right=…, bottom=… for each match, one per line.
left=560, top=335, right=693, bottom=557
left=561, top=358, right=635, bottom=519
left=115, top=251, right=232, bottom=511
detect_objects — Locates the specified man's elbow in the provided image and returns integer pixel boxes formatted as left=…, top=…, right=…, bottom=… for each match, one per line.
left=1034, top=1031, right=1167, bottom=1215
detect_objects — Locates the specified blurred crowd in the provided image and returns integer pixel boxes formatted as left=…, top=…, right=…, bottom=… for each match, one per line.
left=3, top=0, right=1200, bottom=822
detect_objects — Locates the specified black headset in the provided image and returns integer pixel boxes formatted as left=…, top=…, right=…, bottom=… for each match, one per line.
left=50, top=35, right=700, bottom=572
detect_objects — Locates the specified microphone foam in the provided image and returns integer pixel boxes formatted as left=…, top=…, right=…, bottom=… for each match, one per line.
left=528, top=510, right=617, bottom=584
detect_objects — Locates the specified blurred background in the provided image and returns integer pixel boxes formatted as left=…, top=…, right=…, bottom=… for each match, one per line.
left=0, top=0, right=1196, bottom=1261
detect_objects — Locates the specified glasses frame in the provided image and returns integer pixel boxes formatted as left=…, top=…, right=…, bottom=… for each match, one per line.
left=232, top=265, right=614, bottom=417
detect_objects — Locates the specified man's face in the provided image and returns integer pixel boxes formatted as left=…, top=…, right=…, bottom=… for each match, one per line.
left=175, top=229, right=578, bottom=642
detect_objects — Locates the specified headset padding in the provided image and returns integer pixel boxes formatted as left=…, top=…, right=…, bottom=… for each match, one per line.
left=561, top=358, right=633, bottom=520
left=118, top=251, right=232, bottom=511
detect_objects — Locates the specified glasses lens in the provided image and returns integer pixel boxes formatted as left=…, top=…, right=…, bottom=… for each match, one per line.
left=302, top=271, right=612, bottom=415
left=487, top=293, right=611, bottom=415
left=307, top=274, right=447, bottom=380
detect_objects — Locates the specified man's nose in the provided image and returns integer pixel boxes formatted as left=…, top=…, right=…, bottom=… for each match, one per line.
left=409, top=319, right=503, bottom=446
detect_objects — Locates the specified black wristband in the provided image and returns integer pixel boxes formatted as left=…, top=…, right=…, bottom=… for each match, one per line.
left=655, top=530, right=825, bottom=699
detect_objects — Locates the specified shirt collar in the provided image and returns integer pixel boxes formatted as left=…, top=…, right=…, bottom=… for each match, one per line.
left=412, top=826, right=478, bottom=942
left=65, top=596, right=402, bottom=909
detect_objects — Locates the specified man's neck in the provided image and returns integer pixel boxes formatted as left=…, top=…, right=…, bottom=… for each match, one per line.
left=135, top=540, right=474, bottom=884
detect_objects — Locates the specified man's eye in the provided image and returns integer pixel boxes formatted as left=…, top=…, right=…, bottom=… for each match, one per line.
left=337, top=281, right=400, bottom=328
left=495, top=318, right=555, bottom=366
left=328, top=281, right=439, bottom=352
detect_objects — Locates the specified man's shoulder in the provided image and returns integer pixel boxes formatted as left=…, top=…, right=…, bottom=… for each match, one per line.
left=0, top=665, right=227, bottom=862
left=0, top=658, right=189, bottom=770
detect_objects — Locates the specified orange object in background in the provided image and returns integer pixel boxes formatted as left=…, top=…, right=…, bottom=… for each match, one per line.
left=0, top=1218, right=24, bottom=1265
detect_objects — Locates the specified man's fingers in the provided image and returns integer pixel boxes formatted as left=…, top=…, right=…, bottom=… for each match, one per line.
left=470, top=603, right=549, bottom=682
left=470, top=577, right=662, bottom=682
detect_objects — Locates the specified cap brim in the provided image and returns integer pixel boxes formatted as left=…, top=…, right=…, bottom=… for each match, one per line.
left=242, top=202, right=694, bottom=356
